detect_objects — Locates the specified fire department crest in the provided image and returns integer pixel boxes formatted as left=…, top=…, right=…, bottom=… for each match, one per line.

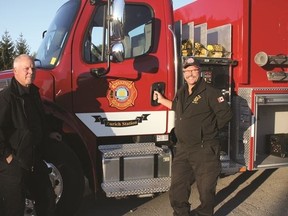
left=107, top=79, right=137, bottom=110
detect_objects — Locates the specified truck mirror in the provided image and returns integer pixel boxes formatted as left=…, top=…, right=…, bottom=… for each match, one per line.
left=111, top=42, right=125, bottom=62
left=92, top=0, right=125, bottom=77
left=42, top=30, right=47, bottom=39
left=110, top=0, right=125, bottom=41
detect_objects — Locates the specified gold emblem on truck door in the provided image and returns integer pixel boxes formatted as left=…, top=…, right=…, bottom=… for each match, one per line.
left=107, top=79, right=137, bottom=110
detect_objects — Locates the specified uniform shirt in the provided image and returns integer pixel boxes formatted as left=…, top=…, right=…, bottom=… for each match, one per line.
left=17, top=82, right=45, bottom=163
left=172, top=77, right=232, bottom=147
left=17, top=82, right=44, bottom=146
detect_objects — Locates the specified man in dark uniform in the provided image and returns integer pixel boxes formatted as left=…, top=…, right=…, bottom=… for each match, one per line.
left=154, top=57, right=232, bottom=216
left=0, top=54, right=61, bottom=216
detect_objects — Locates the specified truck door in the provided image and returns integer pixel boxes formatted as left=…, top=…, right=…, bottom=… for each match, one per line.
left=71, top=2, right=174, bottom=138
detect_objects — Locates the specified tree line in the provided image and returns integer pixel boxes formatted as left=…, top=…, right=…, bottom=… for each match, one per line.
left=0, top=31, right=31, bottom=71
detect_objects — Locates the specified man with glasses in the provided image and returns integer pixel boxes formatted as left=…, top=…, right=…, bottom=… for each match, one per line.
left=154, top=57, right=232, bottom=216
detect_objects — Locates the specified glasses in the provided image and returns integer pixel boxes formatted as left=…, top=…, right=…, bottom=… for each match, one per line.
left=183, top=69, right=199, bottom=73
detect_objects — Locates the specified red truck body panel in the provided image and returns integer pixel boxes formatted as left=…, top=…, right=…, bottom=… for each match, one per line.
left=174, top=0, right=288, bottom=88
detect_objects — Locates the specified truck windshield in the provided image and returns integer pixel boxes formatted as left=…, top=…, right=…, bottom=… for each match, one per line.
left=35, top=0, right=80, bottom=68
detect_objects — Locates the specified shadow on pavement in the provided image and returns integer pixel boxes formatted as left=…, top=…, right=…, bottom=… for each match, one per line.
left=214, top=168, right=277, bottom=216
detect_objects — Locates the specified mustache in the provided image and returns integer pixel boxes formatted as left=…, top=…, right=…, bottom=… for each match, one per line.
left=185, top=74, right=197, bottom=79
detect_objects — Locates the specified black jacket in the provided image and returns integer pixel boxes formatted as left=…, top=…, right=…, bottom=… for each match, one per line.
left=0, top=77, right=48, bottom=170
left=172, top=77, right=232, bottom=146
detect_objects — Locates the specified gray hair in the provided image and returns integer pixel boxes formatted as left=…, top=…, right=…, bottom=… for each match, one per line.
left=13, top=54, right=33, bottom=69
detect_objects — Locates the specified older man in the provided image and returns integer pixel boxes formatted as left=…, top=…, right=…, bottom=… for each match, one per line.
left=154, top=57, right=232, bottom=216
left=0, top=54, right=61, bottom=216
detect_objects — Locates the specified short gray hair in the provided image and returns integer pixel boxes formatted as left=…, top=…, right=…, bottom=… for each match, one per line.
left=13, top=54, right=33, bottom=69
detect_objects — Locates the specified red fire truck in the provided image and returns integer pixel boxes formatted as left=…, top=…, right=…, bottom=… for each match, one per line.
left=0, top=0, right=287, bottom=215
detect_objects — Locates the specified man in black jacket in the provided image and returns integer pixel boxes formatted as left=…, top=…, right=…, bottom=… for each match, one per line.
left=0, top=54, right=61, bottom=216
left=154, top=57, right=232, bottom=216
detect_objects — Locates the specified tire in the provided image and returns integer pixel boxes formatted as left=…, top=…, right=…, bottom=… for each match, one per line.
left=45, top=140, right=85, bottom=216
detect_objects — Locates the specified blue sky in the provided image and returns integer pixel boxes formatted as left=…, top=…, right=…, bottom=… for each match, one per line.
left=0, top=0, right=192, bottom=53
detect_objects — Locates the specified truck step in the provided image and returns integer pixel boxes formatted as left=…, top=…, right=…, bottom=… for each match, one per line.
left=98, top=143, right=163, bottom=158
left=102, top=177, right=171, bottom=197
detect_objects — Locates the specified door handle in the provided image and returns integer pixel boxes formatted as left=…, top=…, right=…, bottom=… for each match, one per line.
left=151, top=82, right=165, bottom=106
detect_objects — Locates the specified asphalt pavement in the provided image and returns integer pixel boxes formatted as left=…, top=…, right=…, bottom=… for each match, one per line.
left=75, top=167, right=288, bottom=216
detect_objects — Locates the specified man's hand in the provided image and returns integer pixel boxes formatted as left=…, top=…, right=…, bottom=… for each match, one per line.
left=153, top=90, right=164, bottom=102
left=49, top=132, right=62, bottom=142
left=153, top=90, right=172, bottom=109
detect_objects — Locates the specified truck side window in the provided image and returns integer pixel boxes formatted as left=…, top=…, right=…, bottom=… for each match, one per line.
left=83, top=4, right=153, bottom=63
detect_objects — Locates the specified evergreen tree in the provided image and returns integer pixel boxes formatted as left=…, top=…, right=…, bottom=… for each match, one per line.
left=0, top=45, right=3, bottom=71
left=0, top=31, right=15, bottom=70
left=15, top=33, right=30, bottom=56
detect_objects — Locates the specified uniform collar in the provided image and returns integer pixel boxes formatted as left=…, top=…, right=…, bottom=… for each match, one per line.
left=16, top=80, right=30, bottom=96
left=10, top=77, right=38, bottom=96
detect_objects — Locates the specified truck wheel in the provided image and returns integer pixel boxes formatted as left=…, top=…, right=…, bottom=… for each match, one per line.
left=46, top=140, right=85, bottom=216
left=25, top=140, right=85, bottom=216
